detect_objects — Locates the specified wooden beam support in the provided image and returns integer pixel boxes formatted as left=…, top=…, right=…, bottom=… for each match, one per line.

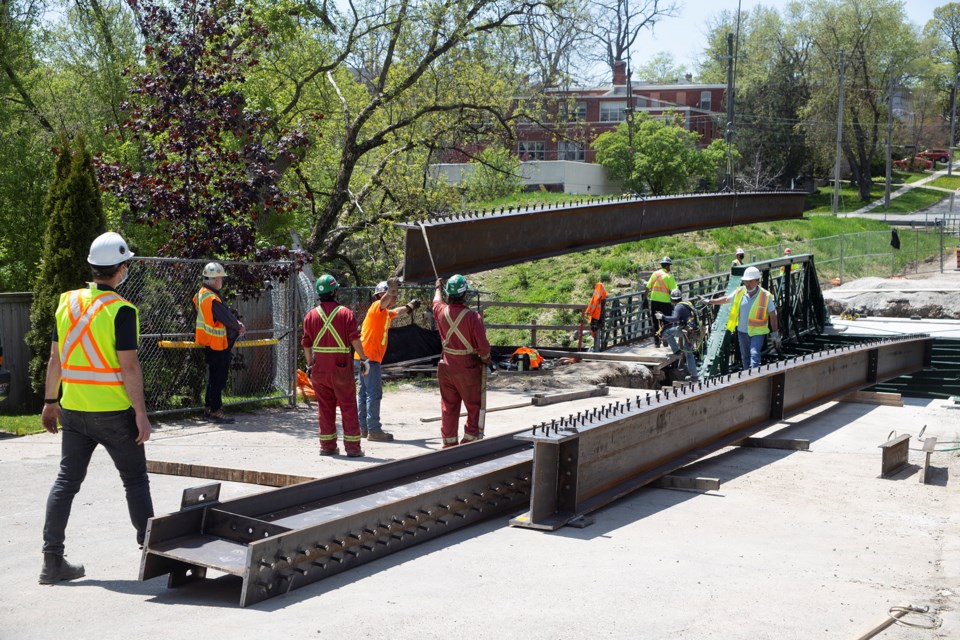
left=651, top=475, right=721, bottom=492
left=838, top=390, right=903, bottom=406
left=919, top=437, right=937, bottom=484
left=878, top=434, right=911, bottom=477
left=736, top=437, right=810, bottom=451
left=532, top=385, right=609, bottom=406
left=147, top=460, right=315, bottom=487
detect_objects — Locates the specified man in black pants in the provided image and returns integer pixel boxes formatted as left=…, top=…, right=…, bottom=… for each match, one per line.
left=193, top=262, right=245, bottom=423
left=39, top=231, right=155, bottom=584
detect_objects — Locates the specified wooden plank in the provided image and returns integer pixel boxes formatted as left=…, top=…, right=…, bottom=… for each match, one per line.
left=532, top=385, right=609, bottom=406
left=381, top=355, right=438, bottom=370
left=837, top=390, right=903, bottom=407
left=147, top=460, right=315, bottom=487
left=736, top=437, right=810, bottom=451
left=651, top=475, right=721, bottom=492
left=919, top=437, right=937, bottom=484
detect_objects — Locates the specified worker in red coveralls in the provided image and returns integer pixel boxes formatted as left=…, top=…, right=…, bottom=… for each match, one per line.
left=432, top=274, right=491, bottom=448
left=302, top=274, right=370, bottom=458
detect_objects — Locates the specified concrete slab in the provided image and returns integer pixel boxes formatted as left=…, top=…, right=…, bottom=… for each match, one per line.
left=2, top=388, right=958, bottom=639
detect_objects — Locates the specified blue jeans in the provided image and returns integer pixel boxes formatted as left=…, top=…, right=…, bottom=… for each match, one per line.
left=737, top=331, right=767, bottom=370
left=355, top=360, right=384, bottom=433
left=203, top=347, right=232, bottom=411
left=43, top=407, right=154, bottom=554
left=664, top=326, right=699, bottom=379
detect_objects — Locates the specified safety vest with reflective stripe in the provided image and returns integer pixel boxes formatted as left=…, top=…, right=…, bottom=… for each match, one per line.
left=311, top=305, right=350, bottom=354
left=725, top=287, right=773, bottom=336
left=585, top=283, right=607, bottom=321
left=193, top=287, right=228, bottom=351
left=55, top=285, right=138, bottom=412
left=441, top=308, right=476, bottom=356
left=646, top=269, right=676, bottom=303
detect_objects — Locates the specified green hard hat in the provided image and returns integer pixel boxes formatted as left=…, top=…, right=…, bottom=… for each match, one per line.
left=316, top=274, right=339, bottom=295
left=445, top=274, right=468, bottom=296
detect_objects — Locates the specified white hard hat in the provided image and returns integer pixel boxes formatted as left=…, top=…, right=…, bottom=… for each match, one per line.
left=735, top=247, right=745, bottom=255
left=743, top=266, right=762, bottom=281
left=669, top=288, right=682, bottom=300
left=202, top=262, right=227, bottom=278
left=87, top=232, right=134, bottom=267
left=783, top=248, right=792, bottom=255
left=375, top=281, right=389, bottom=295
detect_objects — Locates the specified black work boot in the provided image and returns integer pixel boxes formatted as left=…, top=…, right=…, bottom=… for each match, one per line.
left=39, top=553, right=85, bottom=585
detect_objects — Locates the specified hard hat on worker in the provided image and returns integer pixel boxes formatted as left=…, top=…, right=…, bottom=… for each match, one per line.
left=445, top=274, right=469, bottom=296
left=784, top=248, right=792, bottom=256
left=87, top=232, right=134, bottom=266
left=316, top=274, right=339, bottom=295
left=375, top=281, right=389, bottom=295
left=660, top=256, right=672, bottom=266
left=202, top=262, right=227, bottom=279
left=735, top=247, right=745, bottom=256
left=669, top=288, right=682, bottom=301
left=743, top=266, right=762, bottom=281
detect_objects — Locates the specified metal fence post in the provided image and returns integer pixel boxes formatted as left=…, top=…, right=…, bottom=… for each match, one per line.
left=839, top=233, right=845, bottom=284
left=940, top=225, right=945, bottom=274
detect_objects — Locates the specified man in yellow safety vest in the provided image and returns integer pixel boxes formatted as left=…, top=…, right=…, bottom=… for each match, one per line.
left=38, top=232, right=154, bottom=584
left=644, top=257, right=677, bottom=347
left=709, top=266, right=781, bottom=370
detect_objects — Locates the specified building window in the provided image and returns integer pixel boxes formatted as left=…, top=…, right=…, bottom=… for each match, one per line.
left=518, top=140, right=545, bottom=161
left=599, top=101, right=628, bottom=122
left=560, top=101, right=587, bottom=122
left=558, top=141, right=585, bottom=161
left=700, top=91, right=712, bottom=111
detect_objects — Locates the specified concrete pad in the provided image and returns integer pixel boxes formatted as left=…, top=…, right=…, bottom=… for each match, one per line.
left=2, top=388, right=958, bottom=639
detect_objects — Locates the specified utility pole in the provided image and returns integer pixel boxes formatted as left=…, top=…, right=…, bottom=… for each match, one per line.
left=832, top=51, right=845, bottom=216
left=724, top=32, right=735, bottom=191
left=950, top=72, right=959, bottom=177
left=885, top=67, right=893, bottom=209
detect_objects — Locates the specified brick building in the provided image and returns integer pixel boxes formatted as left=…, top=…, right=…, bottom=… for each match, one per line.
left=514, top=61, right=725, bottom=164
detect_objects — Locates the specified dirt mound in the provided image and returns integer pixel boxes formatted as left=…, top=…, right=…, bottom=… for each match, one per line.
left=489, top=361, right=657, bottom=392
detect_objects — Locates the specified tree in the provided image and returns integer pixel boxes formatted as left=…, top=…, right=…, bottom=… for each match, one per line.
left=585, top=0, right=679, bottom=77
left=801, top=0, right=919, bottom=201
left=464, top=145, right=524, bottom=201
left=592, top=114, right=735, bottom=195
left=25, top=136, right=107, bottom=396
left=635, top=52, right=688, bottom=83
left=95, top=0, right=309, bottom=285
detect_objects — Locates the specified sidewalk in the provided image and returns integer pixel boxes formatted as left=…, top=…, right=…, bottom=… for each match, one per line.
left=837, top=163, right=960, bottom=222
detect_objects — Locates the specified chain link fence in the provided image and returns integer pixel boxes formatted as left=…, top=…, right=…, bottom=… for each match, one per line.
left=641, top=228, right=960, bottom=285
left=125, top=257, right=296, bottom=415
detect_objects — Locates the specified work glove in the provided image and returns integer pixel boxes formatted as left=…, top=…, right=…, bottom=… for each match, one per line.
left=406, top=299, right=421, bottom=312
left=387, top=276, right=400, bottom=297
left=435, top=278, right=444, bottom=290
left=654, top=311, right=663, bottom=320
left=487, top=360, right=497, bottom=374
left=359, top=359, right=371, bottom=376
left=770, top=331, right=782, bottom=349
left=305, top=364, right=312, bottom=378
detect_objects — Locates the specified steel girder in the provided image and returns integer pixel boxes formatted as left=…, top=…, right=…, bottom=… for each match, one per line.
left=140, top=436, right=533, bottom=607
left=510, top=335, right=931, bottom=531
left=400, top=191, right=806, bottom=282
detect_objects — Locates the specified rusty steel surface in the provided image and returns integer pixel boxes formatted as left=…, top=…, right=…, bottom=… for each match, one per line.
left=141, top=337, right=930, bottom=605
left=510, top=335, right=932, bottom=531
left=400, top=191, right=806, bottom=282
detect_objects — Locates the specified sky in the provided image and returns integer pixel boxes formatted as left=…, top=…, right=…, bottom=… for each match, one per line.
left=632, top=0, right=947, bottom=71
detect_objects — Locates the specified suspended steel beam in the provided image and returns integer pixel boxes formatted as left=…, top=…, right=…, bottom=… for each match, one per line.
left=510, top=335, right=931, bottom=531
left=400, top=191, right=806, bottom=282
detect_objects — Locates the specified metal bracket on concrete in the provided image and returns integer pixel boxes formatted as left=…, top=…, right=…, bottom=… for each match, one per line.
left=511, top=336, right=931, bottom=531
left=181, top=482, right=220, bottom=508
left=879, top=434, right=911, bottom=477
left=920, top=437, right=938, bottom=484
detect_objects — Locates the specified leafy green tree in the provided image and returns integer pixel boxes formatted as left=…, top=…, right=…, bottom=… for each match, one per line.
left=465, top=146, right=525, bottom=201
left=635, top=52, right=688, bottom=83
left=593, top=114, right=736, bottom=195
left=801, top=0, right=919, bottom=201
left=25, top=136, right=107, bottom=396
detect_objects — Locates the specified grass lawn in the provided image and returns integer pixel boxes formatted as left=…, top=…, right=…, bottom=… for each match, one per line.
left=0, top=413, right=43, bottom=436
left=928, top=175, right=960, bottom=190
left=805, top=184, right=946, bottom=215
